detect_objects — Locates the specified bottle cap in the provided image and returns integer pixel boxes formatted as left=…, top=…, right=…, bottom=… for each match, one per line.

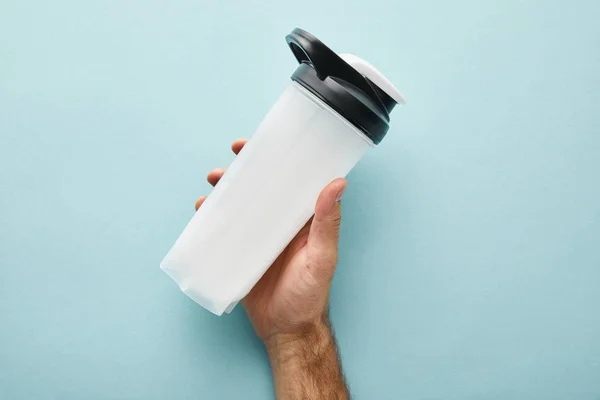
left=286, top=28, right=405, bottom=144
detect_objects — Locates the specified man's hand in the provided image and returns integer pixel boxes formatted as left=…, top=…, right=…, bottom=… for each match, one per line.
left=195, top=138, right=350, bottom=399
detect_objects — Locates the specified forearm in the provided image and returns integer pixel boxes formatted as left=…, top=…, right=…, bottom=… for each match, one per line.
left=265, top=318, right=350, bottom=400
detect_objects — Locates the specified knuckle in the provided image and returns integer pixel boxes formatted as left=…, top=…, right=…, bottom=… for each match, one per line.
left=331, top=215, right=342, bottom=229
left=308, top=252, right=338, bottom=281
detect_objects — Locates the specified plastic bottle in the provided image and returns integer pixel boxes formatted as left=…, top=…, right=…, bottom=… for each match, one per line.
left=161, top=28, right=405, bottom=315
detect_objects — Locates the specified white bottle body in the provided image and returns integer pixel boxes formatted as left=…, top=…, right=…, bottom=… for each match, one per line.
left=160, top=82, right=373, bottom=315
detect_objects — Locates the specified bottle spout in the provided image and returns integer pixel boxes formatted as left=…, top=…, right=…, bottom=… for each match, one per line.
left=339, top=53, right=406, bottom=105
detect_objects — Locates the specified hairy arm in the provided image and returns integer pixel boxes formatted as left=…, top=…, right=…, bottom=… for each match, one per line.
left=266, top=319, right=349, bottom=400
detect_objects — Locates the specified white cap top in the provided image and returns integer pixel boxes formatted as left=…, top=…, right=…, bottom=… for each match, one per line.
left=339, top=53, right=406, bottom=105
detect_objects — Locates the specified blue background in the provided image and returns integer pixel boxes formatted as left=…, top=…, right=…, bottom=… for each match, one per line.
left=1, top=0, right=599, bottom=399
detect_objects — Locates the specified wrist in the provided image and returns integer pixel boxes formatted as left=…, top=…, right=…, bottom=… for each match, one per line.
left=264, top=317, right=350, bottom=399
left=264, top=319, right=331, bottom=363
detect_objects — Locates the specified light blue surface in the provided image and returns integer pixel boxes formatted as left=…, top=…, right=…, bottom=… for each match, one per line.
left=1, top=0, right=599, bottom=399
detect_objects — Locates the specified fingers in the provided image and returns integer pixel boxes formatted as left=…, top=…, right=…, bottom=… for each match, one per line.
left=199, top=168, right=224, bottom=211
left=207, top=168, right=226, bottom=186
left=207, top=139, right=247, bottom=185
left=196, top=139, right=248, bottom=211
left=231, top=138, right=248, bottom=155
left=307, top=178, right=347, bottom=280
left=195, top=196, right=207, bottom=211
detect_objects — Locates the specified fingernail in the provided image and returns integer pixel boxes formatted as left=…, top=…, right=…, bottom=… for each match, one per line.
left=335, top=186, right=346, bottom=203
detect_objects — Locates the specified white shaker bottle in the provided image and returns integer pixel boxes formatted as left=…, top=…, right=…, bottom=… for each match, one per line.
left=161, top=28, right=405, bottom=315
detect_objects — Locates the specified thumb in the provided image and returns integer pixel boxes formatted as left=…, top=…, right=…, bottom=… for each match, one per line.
left=306, top=178, right=347, bottom=279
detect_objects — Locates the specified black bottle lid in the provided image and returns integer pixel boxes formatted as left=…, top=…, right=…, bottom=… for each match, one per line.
left=285, top=28, right=403, bottom=145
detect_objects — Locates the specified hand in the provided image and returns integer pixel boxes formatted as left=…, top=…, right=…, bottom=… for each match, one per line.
left=196, top=138, right=351, bottom=399
left=195, top=138, right=346, bottom=342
